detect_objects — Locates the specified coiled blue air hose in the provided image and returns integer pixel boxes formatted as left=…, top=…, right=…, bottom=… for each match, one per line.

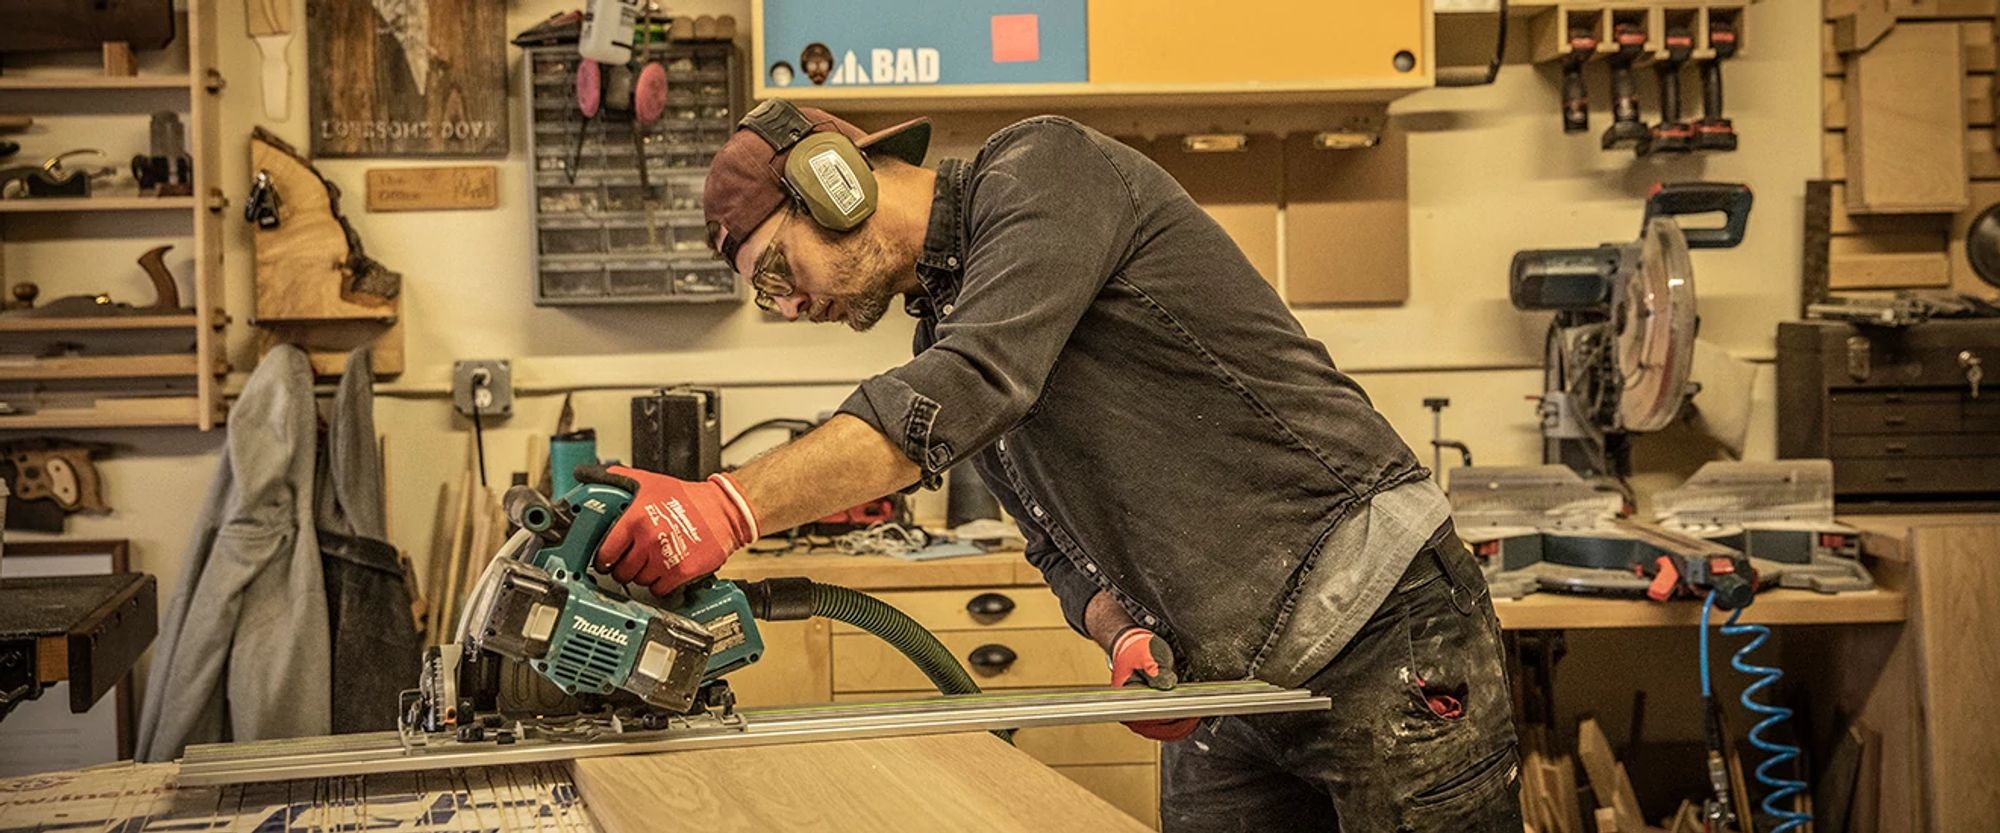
left=1701, top=591, right=1812, bottom=833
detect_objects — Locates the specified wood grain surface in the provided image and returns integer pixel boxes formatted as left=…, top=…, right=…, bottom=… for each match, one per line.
left=570, top=733, right=1151, bottom=833
left=308, top=0, right=507, bottom=157
left=249, top=134, right=400, bottom=321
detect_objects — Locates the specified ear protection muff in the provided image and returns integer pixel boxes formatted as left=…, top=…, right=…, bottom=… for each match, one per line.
left=739, top=99, right=879, bottom=231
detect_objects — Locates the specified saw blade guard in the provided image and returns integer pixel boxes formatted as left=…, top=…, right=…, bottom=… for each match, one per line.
left=1617, top=217, right=1698, bottom=433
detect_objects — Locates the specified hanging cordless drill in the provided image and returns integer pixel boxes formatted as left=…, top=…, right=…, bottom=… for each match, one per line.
left=1560, top=26, right=1599, bottom=133
left=1695, top=14, right=1739, bottom=152
left=1600, top=20, right=1650, bottom=150
left=1640, top=20, right=1697, bottom=156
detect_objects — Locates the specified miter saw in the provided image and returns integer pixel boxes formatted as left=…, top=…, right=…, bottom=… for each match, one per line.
left=401, top=479, right=990, bottom=748
left=1463, top=183, right=1872, bottom=606
left=1508, top=182, right=1752, bottom=492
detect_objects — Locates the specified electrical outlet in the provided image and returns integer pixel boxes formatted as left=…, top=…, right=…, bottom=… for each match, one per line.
left=453, top=360, right=513, bottom=418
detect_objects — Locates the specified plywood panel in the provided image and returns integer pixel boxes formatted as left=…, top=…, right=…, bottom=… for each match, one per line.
left=1014, top=723, right=1158, bottom=766
left=1829, top=252, right=1953, bottom=288
left=572, top=733, right=1152, bottom=833
left=1823, top=20, right=1996, bottom=75
left=1845, top=23, right=1970, bottom=213
left=1910, top=523, right=2000, bottom=832
left=1283, top=126, right=1410, bottom=306
left=1830, top=185, right=1954, bottom=235
left=1128, top=136, right=1281, bottom=289
left=1053, top=764, right=1160, bottom=829
left=1824, top=75, right=1994, bottom=128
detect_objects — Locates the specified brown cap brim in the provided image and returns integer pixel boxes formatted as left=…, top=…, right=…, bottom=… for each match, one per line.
left=856, top=117, right=931, bottom=167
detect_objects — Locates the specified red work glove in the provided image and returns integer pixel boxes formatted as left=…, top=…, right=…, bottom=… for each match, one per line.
left=575, top=465, right=759, bottom=596
left=1110, top=627, right=1199, bottom=742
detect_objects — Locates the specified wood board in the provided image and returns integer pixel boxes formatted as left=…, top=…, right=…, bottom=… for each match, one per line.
left=250, top=131, right=402, bottom=321
left=1909, top=521, right=2000, bottom=832
left=307, top=0, right=508, bottom=157
left=1843, top=23, right=1969, bottom=214
left=1282, top=124, right=1411, bottom=306
left=366, top=166, right=500, bottom=212
left=569, top=733, right=1152, bottom=833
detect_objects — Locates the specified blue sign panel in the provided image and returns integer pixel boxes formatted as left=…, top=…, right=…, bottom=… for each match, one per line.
left=761, top=0, right=1088, bottom=89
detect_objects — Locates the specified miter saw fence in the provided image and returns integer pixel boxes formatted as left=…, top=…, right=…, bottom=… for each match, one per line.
left=1510, top=183, right=1753, bottom=487
left=1451, top=461, right=1872, bottom=607
left=401, top=480, right=983, bottom=749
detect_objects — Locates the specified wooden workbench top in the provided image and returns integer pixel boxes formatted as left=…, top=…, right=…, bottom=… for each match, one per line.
left=572, top=732, right=1151, bottom=833
left=722, top=548, right=1907, bottom=629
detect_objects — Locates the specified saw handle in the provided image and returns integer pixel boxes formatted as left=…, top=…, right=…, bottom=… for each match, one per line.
left=1643, top=182, right=1753, bottom=249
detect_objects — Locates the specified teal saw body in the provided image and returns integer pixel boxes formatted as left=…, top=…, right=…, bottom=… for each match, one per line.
left=469, top=482, right=763, bottom=713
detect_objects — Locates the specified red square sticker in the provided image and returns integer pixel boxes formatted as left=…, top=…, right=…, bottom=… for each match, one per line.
left=991, top=14, right=1040, bottom=63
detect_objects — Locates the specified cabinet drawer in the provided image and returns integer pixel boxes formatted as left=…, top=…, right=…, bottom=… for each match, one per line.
left=1828, top=391, right=2000, bottom=434
left=1054, top=763, right=1160, bottom=829
left=1014, top=723, right=1159, bottom=767
left=833, top=627, right=1104, bottom=692
left=1829, top=433, right=2000, bottom=458
left=1834, top=457, right=2000, bottom=493
left=831, top=587, right=1067, bottom=634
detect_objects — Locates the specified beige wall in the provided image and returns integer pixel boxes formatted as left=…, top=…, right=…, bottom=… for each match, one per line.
left=7, top=0, right=1815, bottom=699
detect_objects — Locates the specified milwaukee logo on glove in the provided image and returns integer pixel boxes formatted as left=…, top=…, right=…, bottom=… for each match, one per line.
left=582, top=465, right=759, bottom=597
left=645, top=498, right=703, bottom=568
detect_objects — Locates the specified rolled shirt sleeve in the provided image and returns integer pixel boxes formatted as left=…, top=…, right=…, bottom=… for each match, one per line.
left=838, top=120, right=1138, bottom=485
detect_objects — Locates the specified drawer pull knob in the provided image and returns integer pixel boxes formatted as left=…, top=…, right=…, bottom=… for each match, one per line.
left=1885, top=442, right=1907, bottom=454
left=967, top=644, right=1017, bottom=675
left=966, top=592, right=1016, bottom=619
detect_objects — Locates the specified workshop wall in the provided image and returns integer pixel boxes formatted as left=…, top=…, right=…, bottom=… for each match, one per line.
left=12, top=0, right=1815, bottom=702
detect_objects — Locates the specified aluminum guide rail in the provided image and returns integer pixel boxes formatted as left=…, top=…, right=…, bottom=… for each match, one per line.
left=178, top=681, right=1325, bottom=786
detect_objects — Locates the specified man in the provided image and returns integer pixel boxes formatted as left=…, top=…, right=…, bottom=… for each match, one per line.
left=586, top=100, right=1522, bottom=831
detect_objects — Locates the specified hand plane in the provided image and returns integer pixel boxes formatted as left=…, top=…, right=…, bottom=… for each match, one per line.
left=4, top=245, right=186, bottom=319
left=0, top=150, right=114, bottom=199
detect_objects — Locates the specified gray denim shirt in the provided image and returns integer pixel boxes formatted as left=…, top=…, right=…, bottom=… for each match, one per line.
left=838, top=117, right=1429, bottom=682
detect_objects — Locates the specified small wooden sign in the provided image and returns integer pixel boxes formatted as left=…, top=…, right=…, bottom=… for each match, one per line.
left=365, top=166, right=499, bottom=212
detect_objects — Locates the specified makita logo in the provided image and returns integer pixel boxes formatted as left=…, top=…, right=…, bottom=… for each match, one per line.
left=572, top=616, right=630, bottom=646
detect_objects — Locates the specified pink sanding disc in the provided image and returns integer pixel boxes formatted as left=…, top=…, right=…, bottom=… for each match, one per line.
left=634, top=62, right=669, bottom=126
left=575, top=59, right=602, bottom=119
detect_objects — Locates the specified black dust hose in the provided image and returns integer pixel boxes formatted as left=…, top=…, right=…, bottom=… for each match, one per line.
left=739, top=577, right=980, bottom=697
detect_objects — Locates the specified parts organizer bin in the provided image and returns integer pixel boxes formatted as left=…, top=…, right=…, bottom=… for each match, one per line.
left=523, top=43, right=742, bottom=305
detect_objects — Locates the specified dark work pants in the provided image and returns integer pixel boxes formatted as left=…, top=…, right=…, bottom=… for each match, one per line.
left=1161, top=526, right=1524, bottom=832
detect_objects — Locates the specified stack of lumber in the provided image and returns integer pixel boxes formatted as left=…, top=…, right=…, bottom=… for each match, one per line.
left=416, top=439, right=508, bottom=643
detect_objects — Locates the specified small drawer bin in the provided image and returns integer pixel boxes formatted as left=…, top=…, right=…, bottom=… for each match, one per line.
left=537, top=185, right=601, bottom=215
left=607, top=259, right=673, bottom=296
left=539, top=221, right=605, bottom=256
left=541, top=261, right=606, bottom=298
left=675, top=262, right=735, bottom=296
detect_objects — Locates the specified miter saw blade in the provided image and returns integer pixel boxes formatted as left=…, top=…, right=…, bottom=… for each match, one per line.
left=1616, top=217, right=1698, bottom=433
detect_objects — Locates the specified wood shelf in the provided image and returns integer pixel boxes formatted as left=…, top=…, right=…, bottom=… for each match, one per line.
left=0, top=314, right=200, bottom=333
left=0, top=354, right=206, bottom=381
left=1492, top=588, right=1907, bottom=630
left=0, top=396, right=203, bottom=430
left=0, top=197, right=197, bottom=214
left=0, top=75, right=190, bottom=91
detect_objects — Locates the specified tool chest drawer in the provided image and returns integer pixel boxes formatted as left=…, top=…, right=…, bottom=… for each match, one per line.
left=1829, top=433, right=2000, bottom=458
left=1827, top=390, right=2000, bottom=435
left=833, top=627, right=1105, bottom=692
left=829, top=587, right=1068, bottom=634
left=1831, top=457, right=2000, bottom=494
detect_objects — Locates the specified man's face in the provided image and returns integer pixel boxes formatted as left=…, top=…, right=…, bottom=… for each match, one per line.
left=734, top=209, right=906, bottom=331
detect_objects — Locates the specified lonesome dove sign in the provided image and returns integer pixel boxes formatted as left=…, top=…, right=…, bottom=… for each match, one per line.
left=308, top=0, right=507, bottom=157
